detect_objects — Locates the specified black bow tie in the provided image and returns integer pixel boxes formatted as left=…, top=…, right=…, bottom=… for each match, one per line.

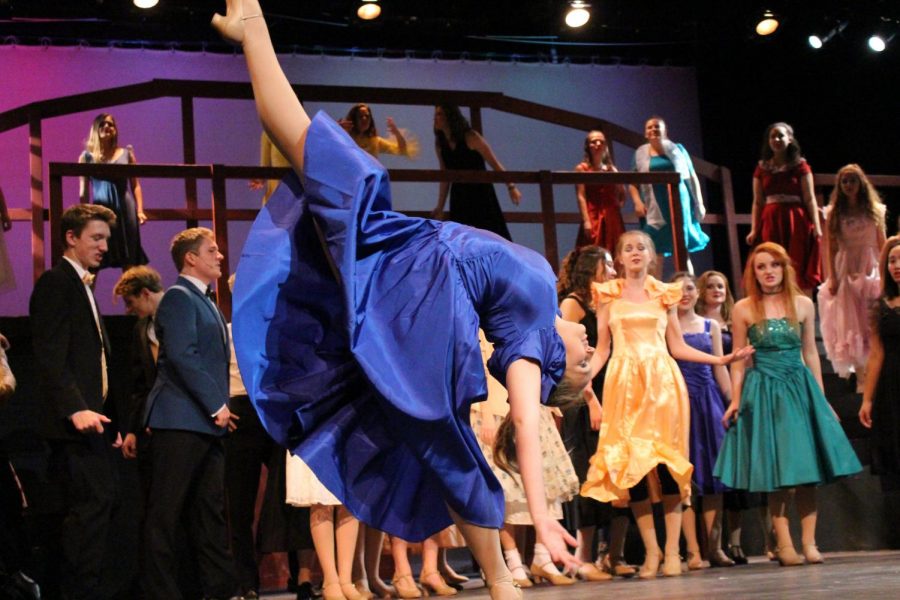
left=205, top=286, right=217, bottom=302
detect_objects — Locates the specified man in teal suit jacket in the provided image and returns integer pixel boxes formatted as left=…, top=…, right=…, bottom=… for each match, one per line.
left=142, top=227, right=238, bottom=600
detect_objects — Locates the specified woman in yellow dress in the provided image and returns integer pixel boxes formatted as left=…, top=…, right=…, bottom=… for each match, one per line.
left=581, top=230, right=752, bottom=579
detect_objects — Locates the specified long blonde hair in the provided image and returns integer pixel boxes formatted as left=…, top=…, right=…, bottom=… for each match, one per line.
left=696, top=270, right=735, bottom=326
left=826, top=163, right=886, bottom=244
left=84, top=113, right=117, bottom=162
left=742, top=242, right=801, bottom=325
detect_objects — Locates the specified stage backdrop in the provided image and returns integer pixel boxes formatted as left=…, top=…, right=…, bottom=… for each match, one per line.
left=0, top=45, right=704, bottom=316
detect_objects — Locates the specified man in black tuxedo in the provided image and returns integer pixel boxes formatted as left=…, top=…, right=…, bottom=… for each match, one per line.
left=142, top=227, right=238, bottom=600
left=29, top=204, right=117, bottom=600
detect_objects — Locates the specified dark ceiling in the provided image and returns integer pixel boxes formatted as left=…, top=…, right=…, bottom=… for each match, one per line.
left=1, top=1, right=898, bottom=65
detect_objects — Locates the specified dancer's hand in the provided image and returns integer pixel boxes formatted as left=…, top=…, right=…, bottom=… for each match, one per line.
left=721, top=345, right=754, bottom=365
left=507, top=185, right=522, bottom=206
left=534, top=516, right=579, bottom=571
left=633, top=199, right=647, bottom=218
left=212, top=0, right=263, bottom=45
left=478, top=420, right=497, bottom=446
left=721, top=403, right=738, bottom=428
left=745, top=230, right=757, bottom=245
left=386, top=117, right=400, bottom=137
left=859, top=400, right=873, bottom=428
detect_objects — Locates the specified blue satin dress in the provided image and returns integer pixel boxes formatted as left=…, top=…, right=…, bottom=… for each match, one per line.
left=232, top=113, right=565, bottom=541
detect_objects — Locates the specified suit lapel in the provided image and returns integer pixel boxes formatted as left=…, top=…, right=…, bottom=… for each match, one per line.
left=176, top=276, right=228, bottom=351
left=60, top=260, right=104, bottom=348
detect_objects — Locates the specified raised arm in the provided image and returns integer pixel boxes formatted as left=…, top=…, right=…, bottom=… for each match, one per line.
left=212, top=0, right=311, bottom=173
left=506, top=358, right=578, bottom=568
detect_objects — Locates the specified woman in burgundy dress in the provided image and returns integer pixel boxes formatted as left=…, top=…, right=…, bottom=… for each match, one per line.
left=574, top=130, right=625, bottom=252
left=746, top=122, right=822, bottom=295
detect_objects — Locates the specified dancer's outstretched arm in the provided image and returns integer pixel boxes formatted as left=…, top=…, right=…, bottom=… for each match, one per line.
left=212, top=0, right=311, bottom=173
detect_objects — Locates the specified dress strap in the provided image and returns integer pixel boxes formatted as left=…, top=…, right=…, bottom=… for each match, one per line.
left=704, top=319, right=711, bottom=334
left=565, top=293, right=593, bottom=314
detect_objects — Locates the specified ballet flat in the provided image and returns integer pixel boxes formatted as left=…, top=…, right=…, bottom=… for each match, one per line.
left=802, top=544, right=825, bottom=564
left=572, top=562, right=612, bottom=582
left=420, top=571, right=458, bottom=596
left=685, top=551, right=706, bottom=571
left=662, top=553, right=683, bottom=577
left=637, top=550, right=661, bottom=580
left=391, top=574, right=423, bottom=599
left=775, top=546, right=804, bottom=567
left=530, top=561, right=575, bottom=585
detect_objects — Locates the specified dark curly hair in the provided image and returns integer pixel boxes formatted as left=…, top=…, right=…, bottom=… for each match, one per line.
left=759, top=122, right=803, bottom=164
left=434, top=105, right=472, bottom=147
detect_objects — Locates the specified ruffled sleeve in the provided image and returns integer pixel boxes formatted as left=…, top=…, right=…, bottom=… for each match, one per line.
left=486, top=326, right=565, bottom=405
left=645, top=276, right=683, bottom=308
left=591, top=279, right=623, bottom=308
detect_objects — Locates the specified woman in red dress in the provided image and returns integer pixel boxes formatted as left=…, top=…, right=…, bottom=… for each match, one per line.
left=746, top=122, right=823, bottom=295
left=575, top=130, right=625, bottom=251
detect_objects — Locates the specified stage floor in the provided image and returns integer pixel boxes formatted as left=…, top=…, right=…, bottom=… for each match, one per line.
left=262, top=550, right=900, bottom=599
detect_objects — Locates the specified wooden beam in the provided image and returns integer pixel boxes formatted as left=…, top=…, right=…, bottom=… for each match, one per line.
left=29, top=115, right=44, bottom=281
left=181, top=95, right=199, bottom=228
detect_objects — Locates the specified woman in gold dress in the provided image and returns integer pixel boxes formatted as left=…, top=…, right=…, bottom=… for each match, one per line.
left=581, top=230, right=752, bottom=579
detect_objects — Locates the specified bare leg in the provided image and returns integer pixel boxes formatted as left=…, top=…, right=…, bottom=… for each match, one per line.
left=661, top=494, right=683, bottom=576
left=703, top=494, right=733, bottom=566
left=768, top=491, right=802, bottom=566
left=681, top=503, right=704, bottom=569
left=448, top=509, right=519, bottom=600
left=795, top=487, right=823, bottom=563
left=630, top=499, right=661, bottom=579
left=336, top=507, right=363, bottom=599
left=310, top=505, right=342, bottom=597
left=365, top=528, right=392, bottom=596
left=420, top=536, right=457, bottom=596
left=390, top=537, right=422, bottom=599
left=437, top=546, right=469, bottom=586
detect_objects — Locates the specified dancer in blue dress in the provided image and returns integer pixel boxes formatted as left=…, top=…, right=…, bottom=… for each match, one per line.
left=671, top=272, right=733, bottom=570
left=212, top=2, right=588, bottom=597
left=714, top=242, right=862, bottom=567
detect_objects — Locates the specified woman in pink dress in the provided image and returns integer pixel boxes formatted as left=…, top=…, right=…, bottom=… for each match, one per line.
left=574, top=131, right=625, bottom=251
left=746, top=122, right=823, bottom=295
left=818, top=164, right=886, bottom=392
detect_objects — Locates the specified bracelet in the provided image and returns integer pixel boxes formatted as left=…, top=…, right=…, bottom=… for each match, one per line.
left=241, top=14, right=263, bottom=20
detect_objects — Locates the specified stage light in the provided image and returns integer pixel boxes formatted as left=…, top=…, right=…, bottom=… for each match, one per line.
left=357, top=1, right=381, bottom=21
left=868, top=33, right=893, bottom=52
left=134, top=0, right=159, bottom=8
left=755, top=10, right=779, bottom=36
left=808, top=21, right=847, bottom=50
left=565, top=2, right=591, bottom=29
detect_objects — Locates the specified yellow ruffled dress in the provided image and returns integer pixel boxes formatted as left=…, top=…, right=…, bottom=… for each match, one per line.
left=581, top=276, right=693, bottom=503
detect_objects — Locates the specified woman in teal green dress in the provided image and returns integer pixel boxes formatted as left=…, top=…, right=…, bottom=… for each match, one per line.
left=714, top=242, right=861, bottom=567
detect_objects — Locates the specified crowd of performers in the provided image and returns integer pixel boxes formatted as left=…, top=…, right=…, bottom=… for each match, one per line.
left=2, top=2, right=900, bottom=599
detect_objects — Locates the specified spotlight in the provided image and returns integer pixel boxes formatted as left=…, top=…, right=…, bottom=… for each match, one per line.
left=565, top=1, right=591, bottom=29
left=357, top=0, right=381, bottom=21
left=868, top=33, right=894, bottom=52
left=134, top=0, right=159, bottom=8
left=755, top=10, right=779, bottom=36
left=807, top=21, right=847, bottom=49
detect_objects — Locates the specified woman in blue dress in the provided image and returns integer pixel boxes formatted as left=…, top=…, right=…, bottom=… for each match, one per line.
left=79, top=113, right=148, bottom=270
left=629, top=116, right=708, bottom=277
left=714, top=242, right=862, bottom=567
left=213, top=2, right=588, bottom=597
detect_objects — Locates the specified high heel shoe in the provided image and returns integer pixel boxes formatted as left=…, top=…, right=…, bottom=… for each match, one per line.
left=420, top=571, right=458, bottom=596
left=599, top=554, right=637, bottom=578
left=571, top=562, right=612, bottom=582
left=685, top=551, right=706, bottom=571
left=775, top=546, right=804, bottom=567
left=437, top=564, right=469, bottom=589
left=802, top=544, right=825, bottom=564
left=638, top=550, right=661, bottom=580
left=340, top=582, right=367, bottom=600
left=323, top=582, right=348, bottom=600
left=662, top=553, right=683, bottom=577
left=709, top=548, right=736, bottom=568
left=530, top=560, right=575, bottom=585
left=487, top=575, right=522, bottom=600
left=727, top=544, right=749, bottom=565
left=391, top=574, right=423, bottom=599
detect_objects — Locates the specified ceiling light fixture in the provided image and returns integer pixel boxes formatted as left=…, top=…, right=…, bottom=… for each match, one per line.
left=808, top=20, right=847, bottom=49
left=357, top=1, right=381, bottom=21
left=133, top=0, right=159, bottom=9
left=868, top=33, right=894, bottom=52
left=565, top=2, right=591, bottom=29
left=755, top=10, right=779, bottom=36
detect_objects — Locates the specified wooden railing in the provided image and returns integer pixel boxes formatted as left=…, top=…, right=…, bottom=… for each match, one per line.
left=45, top=162, right=681, bottom=318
